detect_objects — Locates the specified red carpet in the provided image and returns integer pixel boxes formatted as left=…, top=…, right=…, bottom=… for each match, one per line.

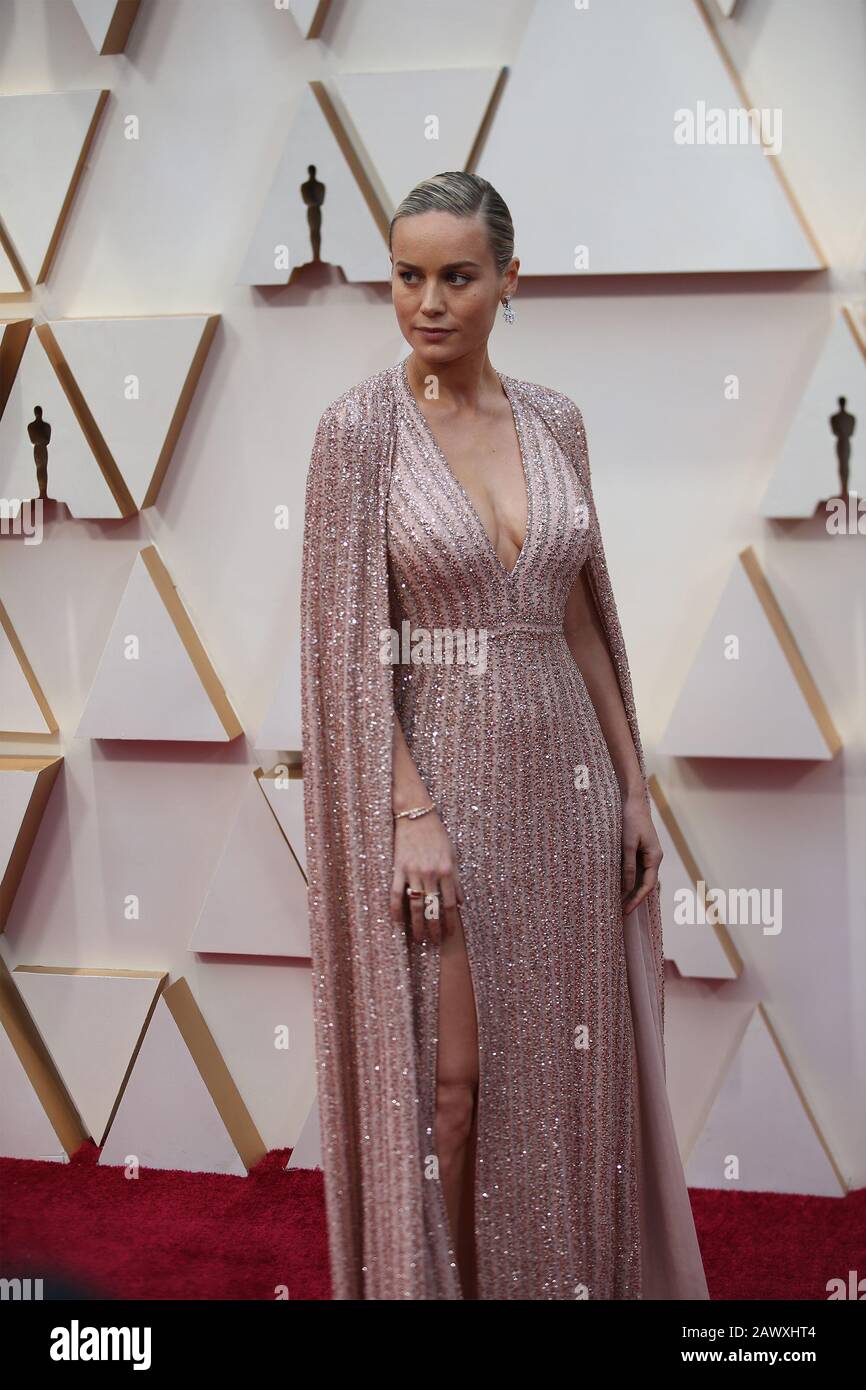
left=2, top=1143, right=864, bottom=1300
left=0, top=1143, right=331, bottom=1301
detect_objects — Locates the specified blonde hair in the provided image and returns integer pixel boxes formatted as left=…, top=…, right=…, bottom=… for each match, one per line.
left=389, top=172, right=515, bottom=276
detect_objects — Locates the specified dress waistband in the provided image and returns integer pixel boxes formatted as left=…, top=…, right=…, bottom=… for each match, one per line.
left=485, top=620, right=565, bottom=640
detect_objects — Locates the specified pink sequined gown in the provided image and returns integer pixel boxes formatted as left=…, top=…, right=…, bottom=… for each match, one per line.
left=387, top=360, right=638, bottom=1298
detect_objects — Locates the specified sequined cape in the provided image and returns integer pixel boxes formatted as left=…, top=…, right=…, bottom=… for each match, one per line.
left=300, top=361, right=708, bottom=1300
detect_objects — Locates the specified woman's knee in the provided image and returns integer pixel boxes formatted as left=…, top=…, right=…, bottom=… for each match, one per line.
left=435, top=1075, right=476, bottom=1155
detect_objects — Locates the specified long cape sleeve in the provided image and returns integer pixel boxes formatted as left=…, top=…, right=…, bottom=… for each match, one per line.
left=300, top=369, right=707, bottom=1300
left=548, top=392, right=709, bottom=1299
left=300, top=378, right=456, bottom=1299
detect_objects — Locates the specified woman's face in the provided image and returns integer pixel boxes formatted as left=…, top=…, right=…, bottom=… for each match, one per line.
left=390, top=210, right=517, bottom=363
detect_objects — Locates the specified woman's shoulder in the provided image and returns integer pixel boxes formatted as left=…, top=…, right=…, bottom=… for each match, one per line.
left=501, top=373, right=592, bottom=484
left=501, top=371, right=584, bottom=427
left=317, top=363, right=401, bottom=435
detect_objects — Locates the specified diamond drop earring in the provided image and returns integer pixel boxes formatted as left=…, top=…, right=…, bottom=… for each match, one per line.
left=502, top=296, right=516, bottom=325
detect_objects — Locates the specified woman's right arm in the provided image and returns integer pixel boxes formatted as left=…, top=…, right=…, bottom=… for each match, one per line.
left=390, top=714, right=464, bottom=946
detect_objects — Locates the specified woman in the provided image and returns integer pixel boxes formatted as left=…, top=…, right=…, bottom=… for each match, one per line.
left=301, top=172, right=708, bottom=1301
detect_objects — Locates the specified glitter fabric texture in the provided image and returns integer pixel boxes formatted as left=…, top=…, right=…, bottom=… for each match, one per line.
left=300, top=361, right=709, bottom=1301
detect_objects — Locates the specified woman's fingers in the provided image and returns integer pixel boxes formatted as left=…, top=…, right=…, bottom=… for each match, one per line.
left=623, top=842, right=662, bottom=915
left=621, top=832, right=637, bottom=899
left=390, top=865, right=407, bottom=929
left=405, top=874, right=461, bottom=943
left=407, top=880, right=427, bottom=943
left=421, top=874, right=443, bottom=945
left=438, top=874, right=461, bottom=938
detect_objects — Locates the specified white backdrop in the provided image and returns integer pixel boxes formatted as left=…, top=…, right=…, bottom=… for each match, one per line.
left=1, top=0, right=864, bottom=1184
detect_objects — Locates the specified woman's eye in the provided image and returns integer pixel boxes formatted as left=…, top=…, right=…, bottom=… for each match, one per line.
left=398, top=271, right=472, bottom=286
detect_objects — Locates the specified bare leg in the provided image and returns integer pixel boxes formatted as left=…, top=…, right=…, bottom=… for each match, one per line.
left=434, top=909, right=480, bottom=1299
left=457, top=1092, right=479, bottom=1297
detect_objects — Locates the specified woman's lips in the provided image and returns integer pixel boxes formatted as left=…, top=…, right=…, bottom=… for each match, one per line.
left=415, top=327, right=453, bottom=338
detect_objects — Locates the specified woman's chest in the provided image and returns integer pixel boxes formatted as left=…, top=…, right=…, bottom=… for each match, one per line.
left=386, top=412, right=592, bottom=600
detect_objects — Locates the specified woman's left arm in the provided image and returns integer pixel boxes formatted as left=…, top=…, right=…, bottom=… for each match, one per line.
left=564, top=568, right=663, bottom=916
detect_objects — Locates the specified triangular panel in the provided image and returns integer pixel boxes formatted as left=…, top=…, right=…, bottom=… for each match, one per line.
left=760, top=308, right=866, bottom=517
left=0, top=238, right=27, bottom=293
left=285, top=1094, right=321, bottom=1169
left=0, top=1024, right=69, bottom=1162
left=0, top=957, right=88, bottom=1161
left=476, top=0, right=821, bottom=274
left=98, top=978, right=267, bottom=1175
left=0, top=90, right=109, bottom=285
left=75, top=545, right=242, bottom=742
left=0, top=756, right=63, bottom=931
left=686, top=1006, right=846, bottom=1196
left=238, top=83, right=387, bottom=285
left=333, top=68, right=503, bottom=214
left=47, top=314, right=219, bottom=511
left=188, top=770, right=309, bottom=957
left=259, top=766, right=307, bottom=879
left=657, top=548, right=841, bottom=759
left=13, top=967, right=166, bottom=1145
left=649, top=775, right=740, bottom=979
left=0, top=599, right=58, bottom=737
left=71, top=0, right=141, bottom=54
left=0, top=327, right=119, bottom=519
left=286, top=0, right=332, bottom=41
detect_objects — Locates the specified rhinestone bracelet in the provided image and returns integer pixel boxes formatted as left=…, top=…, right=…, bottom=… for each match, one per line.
left=393, top=801, right=437, bottom=821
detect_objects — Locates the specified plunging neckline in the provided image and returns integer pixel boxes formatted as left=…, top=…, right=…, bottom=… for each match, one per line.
left=398, top=356, right=531, bottom=581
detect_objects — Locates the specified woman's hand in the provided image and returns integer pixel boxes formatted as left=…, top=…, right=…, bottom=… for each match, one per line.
left=390, top=811, right=464, bottom=945
left=620, top=790, right=663, bottom=917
